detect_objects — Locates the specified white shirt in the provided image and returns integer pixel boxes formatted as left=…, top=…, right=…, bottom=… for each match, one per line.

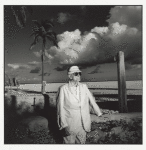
left=69, top=81, right=80, bottom=100
left=68, top=81, right=82, bottom=128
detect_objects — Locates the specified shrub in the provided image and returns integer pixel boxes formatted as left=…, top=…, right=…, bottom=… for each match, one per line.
left=88, top=118, right=142, bottom=144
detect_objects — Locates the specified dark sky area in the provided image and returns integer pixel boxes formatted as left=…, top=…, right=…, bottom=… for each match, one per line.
left=4, top=5, right=142, bottom=83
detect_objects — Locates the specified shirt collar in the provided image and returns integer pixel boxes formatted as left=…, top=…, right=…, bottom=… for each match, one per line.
left=69, top=81, right=80, bottom=87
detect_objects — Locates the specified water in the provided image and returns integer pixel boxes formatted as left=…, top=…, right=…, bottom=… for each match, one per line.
left=18, top=80, right=142, bottom=94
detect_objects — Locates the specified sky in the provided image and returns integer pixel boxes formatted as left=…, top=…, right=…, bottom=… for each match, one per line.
left=1, top=1, right=146, bottom=150
left=4, top=5, right=142, bottom=83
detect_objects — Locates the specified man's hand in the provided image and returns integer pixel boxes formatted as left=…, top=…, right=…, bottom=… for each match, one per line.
left=61, top=126, right=71, bottom=137
left=64, top=126, right=71, bottom=136
left=98, top=114, right=102, bottom=117
left=98, top=113, right=103, bottom=117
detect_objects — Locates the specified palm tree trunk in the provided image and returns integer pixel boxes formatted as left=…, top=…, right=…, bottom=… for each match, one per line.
left=41, top=52, right=44, bottom=93
left=41, top=42, right=45, bottom=94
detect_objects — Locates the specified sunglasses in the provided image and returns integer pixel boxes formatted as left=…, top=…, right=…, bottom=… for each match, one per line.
left=73, top=72, right=82, bottom=76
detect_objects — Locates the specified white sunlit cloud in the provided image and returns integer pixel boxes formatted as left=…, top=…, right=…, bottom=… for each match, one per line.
left=91, top=27, right=109, bottom=36
left=43, top=6, right=142, bottom=71
left=46, top=29, right=98, bottom=66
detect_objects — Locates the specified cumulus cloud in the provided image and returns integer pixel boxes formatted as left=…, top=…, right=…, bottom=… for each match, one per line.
left=91, top=27, right=109, bottom=36
left=8, top=63, right=31, bottom=70
left=107, top=6, right=142, bottom=30
left=44, top=6, right=141, bottom=71
left=30, top=67, right=41, bottom=73
left=57, top=12, right=74, bottom=24
left=46, top=29, right=99, bottom=67
left=46, top=25, right=141, bottom=70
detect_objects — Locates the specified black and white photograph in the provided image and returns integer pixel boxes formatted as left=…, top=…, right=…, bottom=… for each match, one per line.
left=3, top=2, right=143, bottom=146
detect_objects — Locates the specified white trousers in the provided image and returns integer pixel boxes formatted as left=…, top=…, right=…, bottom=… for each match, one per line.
left=63, top=126, right=86, bottom=144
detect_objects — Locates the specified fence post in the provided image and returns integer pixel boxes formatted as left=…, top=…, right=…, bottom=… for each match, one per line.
left=116, top=51, right=128, bottom=113
left=12, top=77, right=16, bottom=86
left=42, top=81, right=46, bottom=94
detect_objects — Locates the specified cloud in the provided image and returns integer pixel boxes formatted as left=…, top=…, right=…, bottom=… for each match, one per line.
left=44, top=51, right=54, bottom=60
left=46, top=29, right=99, bottom=67
left=33, top=51, right=42, bottom=57
left=39, top=72, right=51, bottom=76
left=125, top=62, right=142, bottom=70
left=57, top=12, right=74, bottom=24
left=91, top=27, right=109, bottom=36
left=80, top=6, right=86, bottom=15
left=8, top=63, right=31, bottom=70
left=125, top=62, right=132, bottom=70
left=54, top=65, right=70, bottom=71
left=32, top=77, right=40, bottom=81
left=30, top=67, right=41, bottom=73
left=127, top=57, right=142, bottom=65
left=107, top=6, right=142, bottom=30
left=8, top=64, right=20, bottom=69
left=28, top=61, right=41, bottom=66
left=33, top=50, right=52, bottom=63
left=88, top=66, right=102, bottom=74
left=44, top=6, right=141, bottom=71
left=80, top=6, right=86, bottom=10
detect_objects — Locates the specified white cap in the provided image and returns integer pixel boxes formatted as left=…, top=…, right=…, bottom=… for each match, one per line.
left=68, top=66, right=81, bottom=74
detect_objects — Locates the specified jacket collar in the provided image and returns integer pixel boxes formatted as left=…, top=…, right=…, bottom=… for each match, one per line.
left=68, top=81, right=81, bottom=87
left=67, top=82, right=81, bottom=102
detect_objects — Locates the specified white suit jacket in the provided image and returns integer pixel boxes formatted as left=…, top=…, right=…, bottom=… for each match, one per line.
left=57, top=82, right=102, bottom=133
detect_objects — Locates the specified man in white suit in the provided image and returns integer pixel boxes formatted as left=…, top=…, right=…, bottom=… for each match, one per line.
left=57, top=66, right=102, bottom=144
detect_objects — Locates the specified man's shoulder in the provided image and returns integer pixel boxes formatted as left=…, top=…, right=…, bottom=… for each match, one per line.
left=79, top=82, right=88, bottom=88
left=59, top=82, right=88, bottom=89
left=59, top=83, right=68, bottom=89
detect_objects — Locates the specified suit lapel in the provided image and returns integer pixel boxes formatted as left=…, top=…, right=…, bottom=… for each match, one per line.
left=79, top=84, right=83, bottom=104
left=67, top=83, right=80, bottom=102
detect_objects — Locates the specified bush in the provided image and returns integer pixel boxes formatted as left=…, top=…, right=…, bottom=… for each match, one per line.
left=88, top=118, right=142, bottom=144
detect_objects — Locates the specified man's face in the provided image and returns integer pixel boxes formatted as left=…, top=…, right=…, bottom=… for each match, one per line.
left=71, top=72, right=81, bottom=82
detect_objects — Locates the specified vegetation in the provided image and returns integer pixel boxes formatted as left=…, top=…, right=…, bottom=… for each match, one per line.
left=29, top=20, right=58, bottom=93
left=10, top=6, right=33, bottom=28
left=86, top=118, right=142, bottom=144
left=4, top=93, right=142, bottom=144
left=6, top=117, right=142, bottom=144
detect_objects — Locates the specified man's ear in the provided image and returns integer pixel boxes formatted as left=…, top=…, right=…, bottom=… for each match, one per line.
left=68, top=74, right=73, bottom=80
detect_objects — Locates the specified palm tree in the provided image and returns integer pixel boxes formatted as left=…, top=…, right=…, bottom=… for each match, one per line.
left=30, top=20, right=58, bottom=94
left=10, top=6, right=33, bottom=28
left=5, top=73, right=11, bottom=86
